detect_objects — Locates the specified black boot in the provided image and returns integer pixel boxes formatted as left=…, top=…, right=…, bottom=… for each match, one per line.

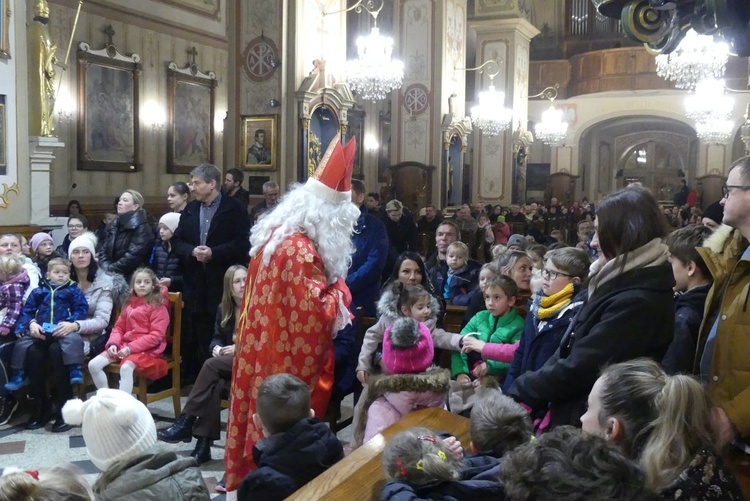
left=51, top=413, right=71, bottom=433
left=157, top=414, right=196, bottom=443
left=25, top=400, right=53, bottom=430
left=190, top=436, right=212, bottom=464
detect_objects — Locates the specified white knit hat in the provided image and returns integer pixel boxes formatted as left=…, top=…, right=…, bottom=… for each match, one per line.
left=158, top=212, right=181, bottom=233
left=68, top=232, right=98, bottom=259
left=62, top=389, right=157, bottom=471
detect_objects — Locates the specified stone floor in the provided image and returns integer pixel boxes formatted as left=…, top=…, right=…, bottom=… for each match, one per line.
left=0, top=389, right=354, bottom=498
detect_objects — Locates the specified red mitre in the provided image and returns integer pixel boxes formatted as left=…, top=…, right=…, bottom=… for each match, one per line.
left=304, top=135, right=356, bottom=203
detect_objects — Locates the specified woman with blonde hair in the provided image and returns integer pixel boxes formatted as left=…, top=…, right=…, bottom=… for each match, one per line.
left=581, top=359, right=742, bottom=499
left=98, top=189, right=155, bottom=281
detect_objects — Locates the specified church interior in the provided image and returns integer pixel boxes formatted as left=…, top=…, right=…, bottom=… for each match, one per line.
left=1, top=0, right=749, bottom=228
left=0, top=0, right=750, bottom=498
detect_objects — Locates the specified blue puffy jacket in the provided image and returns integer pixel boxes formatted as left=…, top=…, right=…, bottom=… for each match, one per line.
left=15, top=279, right=88, bottom=334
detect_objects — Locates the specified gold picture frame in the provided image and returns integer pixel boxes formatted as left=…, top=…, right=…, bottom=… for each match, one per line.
left=77, top=40, right=141, bottom=172
left=240, top=115, right=276, bottom=171
left=166, top=60, right=216, bottom=174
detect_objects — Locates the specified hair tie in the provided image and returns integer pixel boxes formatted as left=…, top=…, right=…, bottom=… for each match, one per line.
left=529, top=435, right=536, bottom=442
left=25, top=470, right=39, bottom=480
left=416, top=459, right=424, bottom=471
left=437, top=450, right=447, bottom=461
left=395, top=455, right=407, bottom=477
left=417, top=435, right=436, bottom=443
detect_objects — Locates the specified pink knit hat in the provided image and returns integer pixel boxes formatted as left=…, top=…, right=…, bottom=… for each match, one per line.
left=29, top=232, right=53, bottom=252
left=382, top=317, right=434, bottom=375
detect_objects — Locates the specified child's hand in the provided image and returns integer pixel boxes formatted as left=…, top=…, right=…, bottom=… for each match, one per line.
left=442, top=436, right=464, bottom=461
left=117, top=346, right=131, bottom=359
left=356, top=370, right=368, bottom=384
left=29, top=322, right=45, bottom=339
left=461, top=337, right=486, bottom=354
left=158, top=277, right=172, bottom=288
left=472, top=362, right=488, bottom=379
left=107, top=345, right=119, bottom=357
left=456, top=374, right=471, bottom=387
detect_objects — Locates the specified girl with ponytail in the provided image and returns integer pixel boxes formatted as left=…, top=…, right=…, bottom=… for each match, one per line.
left=581, top=359, right=742, bottom=499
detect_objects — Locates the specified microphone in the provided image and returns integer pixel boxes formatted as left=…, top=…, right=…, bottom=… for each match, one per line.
left=66, top=183, right=77, bottom=199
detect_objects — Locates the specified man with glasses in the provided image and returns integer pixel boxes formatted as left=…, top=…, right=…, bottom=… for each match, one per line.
left=696, top=156, right=750, bottom=450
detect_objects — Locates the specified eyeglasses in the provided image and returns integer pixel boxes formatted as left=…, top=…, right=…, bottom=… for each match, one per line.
left=541, top=268, right=575, bottom=280
left=67, top=224, right=84, bottom=229
left=722, top=184, right=750, bottom=198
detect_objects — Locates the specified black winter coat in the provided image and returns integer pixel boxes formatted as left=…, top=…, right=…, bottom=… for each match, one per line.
left=208, top=305, right=235, bottom=354
left=171, top=195, right=250, bottom=314
left=662, top=285, right=710, bottom=375
left=506, top=264, right=675, bottom=428
left=98, top=209, right=155, bottom=280
left=149, top=241, right=184, bottom=292
left=380, top=454, right=502, bottom=500
left=238, top=417, right=343, bottom=501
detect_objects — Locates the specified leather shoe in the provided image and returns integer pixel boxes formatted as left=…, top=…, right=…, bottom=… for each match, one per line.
left=157, top=414, right=195, bottom=443
left=25, top=402, right=53, bottom=430
left=190, top=437, right=212, bottom=464
left=51, top=415, right=71, bottom=433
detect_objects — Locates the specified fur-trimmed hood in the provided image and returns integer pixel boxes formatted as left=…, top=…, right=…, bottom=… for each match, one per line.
left=92, top=269, right=130, bottom=309
left=354, top=367, right=450, bottom=444
left=376, top=285, right=441, bottom=324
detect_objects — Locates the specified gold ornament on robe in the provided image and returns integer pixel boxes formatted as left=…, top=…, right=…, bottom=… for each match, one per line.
left=29, top=0, right=57, bottom=137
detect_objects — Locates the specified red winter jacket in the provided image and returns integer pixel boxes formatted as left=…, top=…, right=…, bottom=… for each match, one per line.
left=106, top=287, right=169, bottom=356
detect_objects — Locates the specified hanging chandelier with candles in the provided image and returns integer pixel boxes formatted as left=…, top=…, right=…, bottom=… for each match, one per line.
left=684, top=78, right=737, bottom=144
left=324, top=0, right=404, bottom=102
left=684, top=79, right=734, bottom=123
left=458, top=60, right=514, bottom=136
left=348, top=26, right=404, bottom=101
left=531, top=85, right=568, bottom=146
left=654, top=29, right=729, bottom=90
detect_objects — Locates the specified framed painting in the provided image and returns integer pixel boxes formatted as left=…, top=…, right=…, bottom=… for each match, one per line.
left=153, top=0, right=220, bottom=19
left=167, top=61, right=216, bottom=174
left=0, top=0, right=9, bottom=60
left=0, top=95, right=5, bottom=174
left=77, top=41, right=141, bottom=172
left=241, top=115, right=276, bottom=171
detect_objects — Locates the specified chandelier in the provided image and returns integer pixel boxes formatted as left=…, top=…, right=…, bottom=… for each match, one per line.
left=695, top=119, right=735, bottom=143
left=531, top=85, right=568, bottom=146
left=457, top=59, right=513, bottom=136
left=347, top=26, right=404, bottom=101
left=655, top=30, right=729, bottom=89
left=323, top=0, right=403, bottom=102
left=684, top=79, right=734, bottom=123
left=591, top=1, right=750, bottom=58
left=470, top=84, right=513, bottom=136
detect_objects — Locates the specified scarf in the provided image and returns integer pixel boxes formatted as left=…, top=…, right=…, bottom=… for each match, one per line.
left=531, top=282, right=575, bottom=320
left=588, top=238, right=669, bottom=297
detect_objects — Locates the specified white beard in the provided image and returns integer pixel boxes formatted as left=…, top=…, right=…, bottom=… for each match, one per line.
left=250, top=184, right=359, bottom=284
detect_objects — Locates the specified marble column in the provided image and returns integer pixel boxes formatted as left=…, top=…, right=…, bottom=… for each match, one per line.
left=470, top=16, right=539, bottom=206
left=29, top=136, right=64, bottom=227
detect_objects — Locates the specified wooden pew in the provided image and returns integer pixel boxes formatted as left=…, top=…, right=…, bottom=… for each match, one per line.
left=289, top=408, right=470, bottom=501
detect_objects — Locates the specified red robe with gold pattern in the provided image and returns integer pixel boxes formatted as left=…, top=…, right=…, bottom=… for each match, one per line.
left=224, top=233, right=347, bottom=491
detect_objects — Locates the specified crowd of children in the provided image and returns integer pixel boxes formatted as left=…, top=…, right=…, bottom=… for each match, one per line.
left=0, top=185, right=744, bottom=500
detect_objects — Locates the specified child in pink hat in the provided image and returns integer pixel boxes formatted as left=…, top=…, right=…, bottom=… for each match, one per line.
left=357, top=316, right=450, bottom=444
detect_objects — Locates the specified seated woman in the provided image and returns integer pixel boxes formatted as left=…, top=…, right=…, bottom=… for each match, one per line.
left=67, top=233, right=127, bottom=356
left=157, top=265, right=247, bottom=465
left=581, top=359, right=743, bottom=499
left=505, top=186, right=675, bottom=428
left=98, top=190, right=155, bottom=281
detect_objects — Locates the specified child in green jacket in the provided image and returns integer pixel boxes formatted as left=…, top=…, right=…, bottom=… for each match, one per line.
left=452, top=276, right=524, bottom=385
